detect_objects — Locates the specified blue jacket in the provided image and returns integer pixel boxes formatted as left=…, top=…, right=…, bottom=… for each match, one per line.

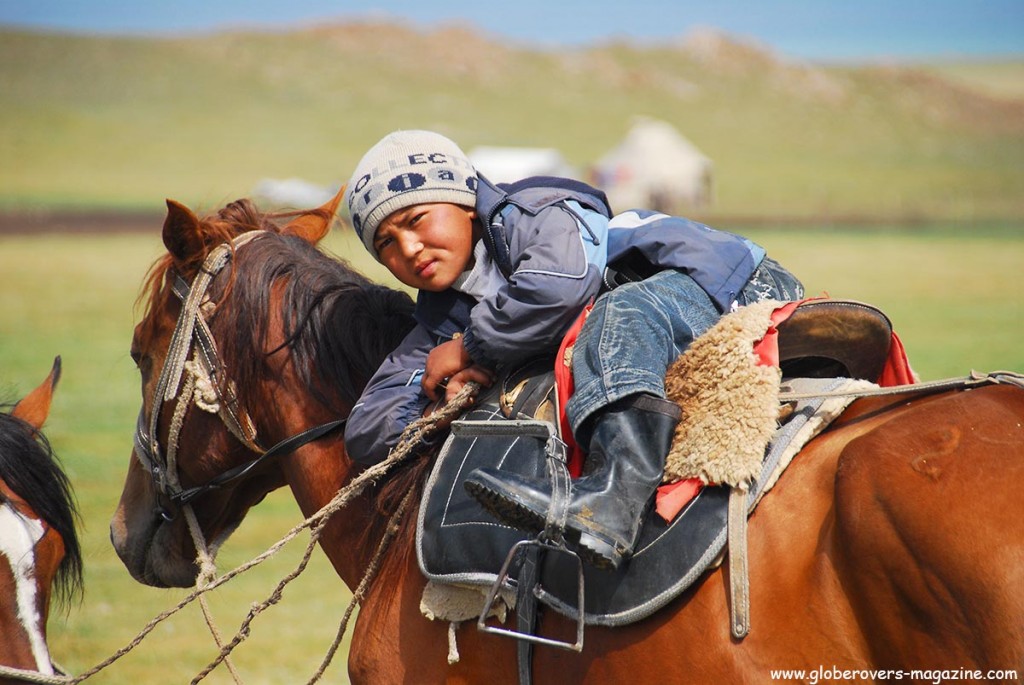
left=344, top=175, right=766, bottom=464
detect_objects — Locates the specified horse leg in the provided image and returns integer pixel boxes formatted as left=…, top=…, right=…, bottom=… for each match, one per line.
left=833, top=386, right=1024, bottom=670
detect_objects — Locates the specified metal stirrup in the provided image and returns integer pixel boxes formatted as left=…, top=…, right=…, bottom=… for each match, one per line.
left=451, top=420, right=586, bottom=656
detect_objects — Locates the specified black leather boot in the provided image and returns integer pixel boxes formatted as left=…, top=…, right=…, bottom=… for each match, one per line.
left=465, top=393, right=681, bottom=569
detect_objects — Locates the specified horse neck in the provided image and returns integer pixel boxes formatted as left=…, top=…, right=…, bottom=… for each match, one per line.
left=221, top=244, right=418, bottom=589
left=278, top=444, right=391, bottom=590
left=243, top=352, right=392, bottom=589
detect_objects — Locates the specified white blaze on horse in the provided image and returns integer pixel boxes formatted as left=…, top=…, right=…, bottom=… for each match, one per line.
left=1, top=358, right=82, bottom=681
left=111, top=192, right=1024, bottom=684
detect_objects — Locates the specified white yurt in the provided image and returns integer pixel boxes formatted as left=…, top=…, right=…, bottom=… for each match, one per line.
left=592, top=117, right=713, bottom=213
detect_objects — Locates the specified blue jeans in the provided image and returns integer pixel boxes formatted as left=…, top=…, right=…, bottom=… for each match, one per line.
left=565, top=257, right=804, bottom=437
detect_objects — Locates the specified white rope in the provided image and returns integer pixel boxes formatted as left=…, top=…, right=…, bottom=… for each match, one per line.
left=161, top=249, right=226, bottom=403
left=446, top=622, right=461, bottom=665
left=164, top=371, right=243, bottom=683
left=185, top=360, right=221, bottom=414
left=183, top=505, right=243, bottom=685
left=161, top=233, right=264, bottom=404
left=0, top=665, right=69, bottom=685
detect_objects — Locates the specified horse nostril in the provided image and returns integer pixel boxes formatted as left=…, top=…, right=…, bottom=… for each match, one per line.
left=156, top=506, right=175, bottom=522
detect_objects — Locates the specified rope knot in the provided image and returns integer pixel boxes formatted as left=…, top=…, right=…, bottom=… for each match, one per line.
left=196, top=559, right=218, bottom=589
left=184, top=360, right=221, bottom=413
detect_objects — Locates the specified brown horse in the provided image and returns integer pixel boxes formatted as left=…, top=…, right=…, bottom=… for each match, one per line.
left=110, top=194, right=1024, bottom=683
left=1, top=358, right=82, bottom=682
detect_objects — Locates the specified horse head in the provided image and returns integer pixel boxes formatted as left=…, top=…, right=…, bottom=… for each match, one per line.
left=1, top=357, right=81, bottom=676
left=111, top=191, right=415, bottom=589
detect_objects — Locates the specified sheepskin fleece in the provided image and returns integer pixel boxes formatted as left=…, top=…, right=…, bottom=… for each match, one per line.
left=663, top=300, right=783, bottom=489
left=420, top=579, right=516, bottom=624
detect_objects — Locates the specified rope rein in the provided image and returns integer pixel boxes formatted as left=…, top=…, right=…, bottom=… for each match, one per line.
left=0, top=667, right=69, bottom=685
left=188, top=384, right=478, bottom=684
left=303, top=487, right=417, bottom=685
left=16, top=384, right=478, bottom=684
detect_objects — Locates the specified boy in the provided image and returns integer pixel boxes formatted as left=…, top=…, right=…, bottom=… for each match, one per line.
left=343, top=130, right=803, bottom=569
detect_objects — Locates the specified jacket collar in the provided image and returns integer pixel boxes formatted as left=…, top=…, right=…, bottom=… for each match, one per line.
left=474, top=173, right=614, bottom=220
left=474, top=173, right=509, bottom=223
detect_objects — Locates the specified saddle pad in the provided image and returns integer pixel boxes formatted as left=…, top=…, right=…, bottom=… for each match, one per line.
left=415, top=380, right=846, bottom=627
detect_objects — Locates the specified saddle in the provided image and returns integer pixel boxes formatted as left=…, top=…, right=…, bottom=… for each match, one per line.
left=415, top=299, right=896, bottom=652
left=775, top=299, right=895, bottom=381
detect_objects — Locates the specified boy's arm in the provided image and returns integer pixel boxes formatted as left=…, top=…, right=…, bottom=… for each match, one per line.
left=462, top=204, right=604, bottom=368
left=343, top=323, right=435, bottom=465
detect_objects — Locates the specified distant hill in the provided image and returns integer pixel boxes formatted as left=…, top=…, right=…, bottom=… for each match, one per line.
left=1, top=22, right=1021, bottom=222
left=920, top=59, right=1024, bottom=100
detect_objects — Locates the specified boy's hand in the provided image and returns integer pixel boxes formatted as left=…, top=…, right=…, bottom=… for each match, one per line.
left=423, top=337, right=495, bottom=403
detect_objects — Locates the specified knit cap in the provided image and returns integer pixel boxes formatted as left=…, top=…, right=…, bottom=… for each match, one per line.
left=345, top=130, right=478, bottom=256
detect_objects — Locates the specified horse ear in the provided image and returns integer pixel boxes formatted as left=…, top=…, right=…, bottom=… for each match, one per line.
left=163, top=199, right=204, bottom=262
left=284, top=185, right=345, bottom=244
left=12, top=356, right=62, bottom=430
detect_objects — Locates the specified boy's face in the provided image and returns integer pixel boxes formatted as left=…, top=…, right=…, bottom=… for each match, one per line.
left=373, top=203, right=477, bottom=292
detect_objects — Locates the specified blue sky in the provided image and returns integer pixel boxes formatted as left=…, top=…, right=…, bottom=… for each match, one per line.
left=2, top=0, right=1022, bottom=61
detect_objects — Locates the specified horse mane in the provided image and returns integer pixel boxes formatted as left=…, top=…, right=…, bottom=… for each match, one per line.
left=0, top=408, right=83, bottom=609
left=213, top=219, right=417, bottom=416
left=201, top=205, right=428, bottom=590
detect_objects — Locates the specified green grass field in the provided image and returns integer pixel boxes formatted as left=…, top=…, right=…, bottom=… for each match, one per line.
left=2, top=28, right=1023, bottom=222
left=1, top=222, right=1021, bottom=683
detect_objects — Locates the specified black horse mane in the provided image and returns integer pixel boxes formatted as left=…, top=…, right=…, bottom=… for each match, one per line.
left=0, top=408, right=83, bottom=608
left=210, top=228, right=430, bottom=579
left=214, top=230, right=417, bottom=418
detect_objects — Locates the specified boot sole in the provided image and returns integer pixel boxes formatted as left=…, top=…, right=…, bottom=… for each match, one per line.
left=465, top=480, right=623, bottom=570
left=464, top=479, right=547, bottom=534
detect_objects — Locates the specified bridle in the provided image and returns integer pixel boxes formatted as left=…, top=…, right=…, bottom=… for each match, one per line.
left=132, top=231, right=345, bottom=515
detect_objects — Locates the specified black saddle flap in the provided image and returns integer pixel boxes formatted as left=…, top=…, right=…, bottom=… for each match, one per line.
left=416, top=384, right=733, bottom=627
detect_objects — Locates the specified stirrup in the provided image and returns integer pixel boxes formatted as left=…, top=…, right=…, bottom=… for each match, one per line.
left=476, top=538, right=585, bottom=653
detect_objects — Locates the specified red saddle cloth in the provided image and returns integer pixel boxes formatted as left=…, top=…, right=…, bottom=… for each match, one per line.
left=554, top=298, right=916, bottom=523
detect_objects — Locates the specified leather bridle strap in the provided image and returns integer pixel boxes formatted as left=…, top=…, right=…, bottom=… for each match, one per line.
left=169, top=274, right=260, bottom=452
left=139, top=232, right=266, bottom=496
left=172, top=417, right=346, bottom=506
